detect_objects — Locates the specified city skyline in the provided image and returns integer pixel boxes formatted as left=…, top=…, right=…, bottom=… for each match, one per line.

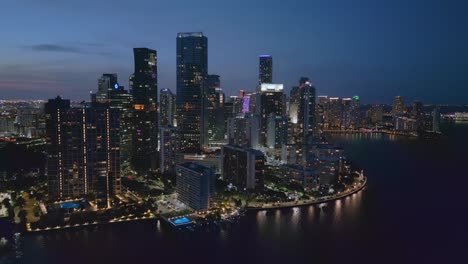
left=1, top=0, right=467, bottom=104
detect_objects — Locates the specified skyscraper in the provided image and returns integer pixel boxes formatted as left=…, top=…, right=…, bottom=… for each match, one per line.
left=160, top=88, right=176, bottom=127
left=176, top=32, right=208, bottom=153
left=203, top=74, right=225, bottom=146
left=259, top=55, right=273, bottom=84
left=91, top=74, right=133, bottom=163
left=45, top=97, right=121, bottom=208
left=130, top=48, right=158, bottom=174
left=257, top=83, right=284, bottom=146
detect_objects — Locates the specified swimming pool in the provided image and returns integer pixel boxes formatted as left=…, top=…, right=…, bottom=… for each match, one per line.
left=58, top=199, right=88, bottom=209
left=171, top=217, right=192, bottom=226
left=59, top=202, right=81, bottom=209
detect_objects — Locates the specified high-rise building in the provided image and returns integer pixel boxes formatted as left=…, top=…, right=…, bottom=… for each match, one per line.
left=257, top=83, right=284, bottom=146
left=176, top=32, right=208, bottom=153
left=45, top=97, right=121, bottom=208
left=160, top=126, right=178, bottom=175
left=93, top=73, right=118, bottom=103
left=176, top=162, right=215, bottom=211
left=297, top=78, right=316, bottom=144
left=91, top=74, right=133, bottom=163
left=203, top=74, right=225, bottom=146
left=327, top=97, right=343, bottom=128
left=316, top=96, right=329, bottom=129
left=130, top=48, right=158, bottom=174
left=259, top=55, right=273, bottom=84
left=266, top=115, right=288, bottom=149
left=222, top=145, right=265, bottom=190
left=160, top=88, right=176, bottom=127
left=350, top=95, right=361, bottom=128
left=227, top=114, right=260, bottom=149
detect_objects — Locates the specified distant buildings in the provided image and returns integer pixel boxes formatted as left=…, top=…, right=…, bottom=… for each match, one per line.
left=392, top=96, right=405, bottom=117
left=176, top=162, right=215, bottom=211
left=222, top=144, right=265, bottom=190
left=176, top=32, right=208, bottom=153
left=432, top=106, right=441, bottom=132
left=45, top=97, right=121, bottom=208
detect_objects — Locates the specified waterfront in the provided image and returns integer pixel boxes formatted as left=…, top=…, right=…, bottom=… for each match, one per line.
left=1, top=123, right=467, bottom=264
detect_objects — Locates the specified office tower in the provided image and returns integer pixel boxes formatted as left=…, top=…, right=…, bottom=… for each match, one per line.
left=392, top=96, right=405, bottom=117
left=266, top=115, right=288, bottom=149
left=45, top=97, right=120, bottom=208
left=130, top=48, right=158, bottom=173
left=160, top=126, right=178, bottom=175
left=433, top=106, right=441, bottom=132
left=257, top=83, right=284, bottom=146
left=176, top=32, right=208, bottom=153
left=297, top=78, right=316, bottom=143
left=92, top=74, right=133, bottom=162
left=222, top=144, right=265, bottom=190
left=176, top=162, right=215, bottom=211
left=160, top=88, right=176, bottom=127
left=227, top=114, right=260, bottom=149
left=203, top=74, right=225, bottom=146
left=259, top=55, right=273, bottom=84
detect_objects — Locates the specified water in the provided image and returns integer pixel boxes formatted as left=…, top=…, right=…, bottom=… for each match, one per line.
left=1, top=123, right=467, bottom=264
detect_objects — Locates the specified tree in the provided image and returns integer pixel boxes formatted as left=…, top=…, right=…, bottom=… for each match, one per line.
left=2, top=198, right=11, bottom=208
left=18, top=209, right=28, bottom=223
left=16, top=196, right=26, bottom=207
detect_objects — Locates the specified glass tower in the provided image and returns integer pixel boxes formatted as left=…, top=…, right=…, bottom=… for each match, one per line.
left=176, top=32, right=208, bottom=153
left=259, top=55, right=273, bottom=84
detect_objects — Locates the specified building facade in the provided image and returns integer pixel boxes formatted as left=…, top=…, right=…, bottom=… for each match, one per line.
left=176, top=32, right=208, bottom=153
left=176, top=162, right=214, bottom=211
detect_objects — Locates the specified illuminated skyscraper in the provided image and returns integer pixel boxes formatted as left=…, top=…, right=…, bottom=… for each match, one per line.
left=176, top=32, right=208, bottom=153
left=259, top=55, right=273, bottom=84
left=91, top=74, right=133, bottom=163
left=45, top=97, right=121, bottom=208
left=160, top=88, right=176, bottom=127
left=130, top=48, right=158, bottom=174
left=257, top=83, right=284, bottom=146
left=203, top=74, right=225, bottom=146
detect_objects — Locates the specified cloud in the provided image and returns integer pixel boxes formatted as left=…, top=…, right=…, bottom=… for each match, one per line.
left=20, top=43, right=116, bottom=56
left=26, top=44, right=81, bottom=53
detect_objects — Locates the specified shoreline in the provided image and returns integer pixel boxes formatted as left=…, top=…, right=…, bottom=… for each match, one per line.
left=245, top=176, right=367, bottom=211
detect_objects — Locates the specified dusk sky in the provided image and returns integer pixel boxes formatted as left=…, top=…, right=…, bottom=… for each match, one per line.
left=1, top=0, right=467, bottom=104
